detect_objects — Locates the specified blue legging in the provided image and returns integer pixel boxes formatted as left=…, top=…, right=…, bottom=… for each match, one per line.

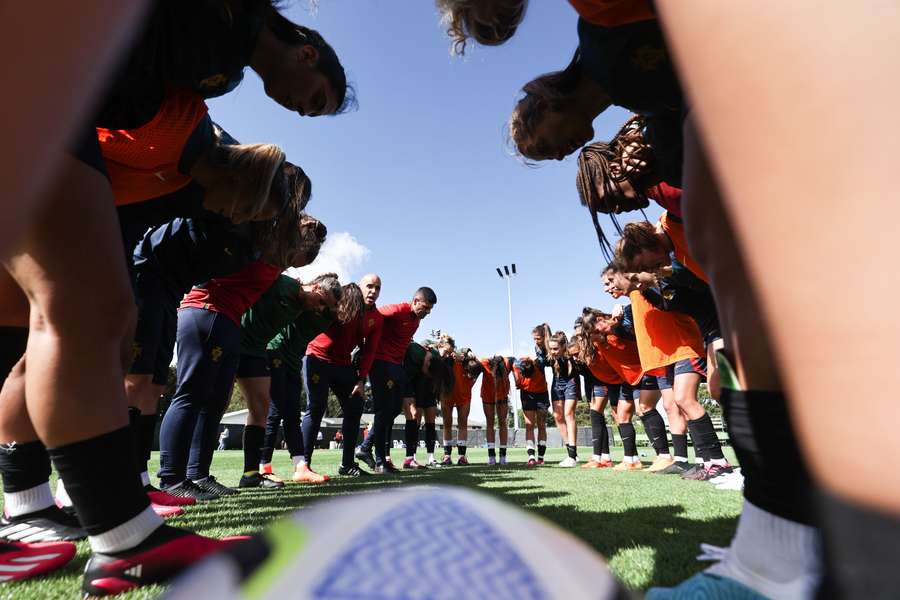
left=261, top=354, right=304, bottom=463
left=359, top=360, right=405, bottom=465
left=301, top=355, right=361, bottom=467
left=158, top=308, right=239, bottom=487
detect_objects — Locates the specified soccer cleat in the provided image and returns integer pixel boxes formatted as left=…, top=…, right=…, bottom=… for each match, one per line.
left=146, top=485, right=196, bottom=506
left=0, top=539, right=77, bottom=582
left=354, top=448, right=376, bottom=471
left=192, top=476, right=239, bottom=497
left=292, top=464, right=328, bottom=484
left=337, top=463, right=370, bottom=477
left=581, top=459, right=602, bottom=469
left=239, top=473, right=285, bottom=489
left=536, top=457, right=545, bottom=466
left=151, top=504, right=185, bottom=518
left=694, top=464, right=734, bottom=482
left=647, top=456, right=675, bottom=473
left=0, top=506, right=86, bottom=542
left=487, top=456, right=496, bottom=466
left=440, top=455, right=453, bottom=466
left=627, top=461, right=644, bottom=471
left=680, top=464, right=707, bottom=480
left=81, top=525, right=233, bottom=596
left=499, top=456, right=508, bottom=466
left=457, top=456, right=470, bottom=466
left=402, top=458, right=427, bottom=470
left=558, top=457, right=577, bottom=468
left=426, top=458, right=442, bottom=468
left=527, top=457, right=537, bottom=467
left=258, top=466, right=284, bottom=483
left=655, top=461, right=690, bottom=475
left=162, top=481, right=219, bottom=502
left=382, top=461, right=401, bottom=474
left=646, top=571, right=768, bottom=600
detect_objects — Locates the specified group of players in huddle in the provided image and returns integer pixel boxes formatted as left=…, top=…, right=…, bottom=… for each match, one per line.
left=0, top=0, right=893, bottom=597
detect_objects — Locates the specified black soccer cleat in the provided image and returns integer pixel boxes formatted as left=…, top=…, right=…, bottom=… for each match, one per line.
left=354, top=448, right=376, bottom=470
left=654, top=461, right=691, bottom=476
left=0, top=506, right=87, bottom=542
left=337, top=463, right=371, bottom=477
left=192, top=475, right=239, bottom=496
left=161, top=480, right=219, bottom=502
left=238, top=473, right=284, bottom=490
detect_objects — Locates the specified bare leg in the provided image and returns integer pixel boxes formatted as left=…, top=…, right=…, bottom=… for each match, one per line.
left=564, top=399, right=577, bottom=446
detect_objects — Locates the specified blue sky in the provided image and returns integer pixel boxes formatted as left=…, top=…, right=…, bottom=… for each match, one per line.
left=208, top=1, right=662, bottom=417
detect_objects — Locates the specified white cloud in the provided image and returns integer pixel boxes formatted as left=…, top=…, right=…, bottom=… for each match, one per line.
left=287, top=232, right=371, bottom=284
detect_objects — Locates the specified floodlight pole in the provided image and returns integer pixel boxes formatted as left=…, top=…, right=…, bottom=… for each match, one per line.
left=497, top=264, right=520, bottom=431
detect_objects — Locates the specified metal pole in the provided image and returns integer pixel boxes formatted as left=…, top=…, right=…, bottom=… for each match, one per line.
left=506, top=274, right=520, bottom=431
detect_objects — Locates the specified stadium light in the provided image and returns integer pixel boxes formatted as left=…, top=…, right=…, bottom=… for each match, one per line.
left=496, top=264, right=520, bottom=432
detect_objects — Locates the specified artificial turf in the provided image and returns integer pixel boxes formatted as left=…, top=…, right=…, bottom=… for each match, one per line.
left=4, top=446, right=741, bottom=599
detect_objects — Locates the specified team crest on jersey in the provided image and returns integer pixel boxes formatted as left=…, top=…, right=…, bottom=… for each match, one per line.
left=272, top=358, right=282, bottom=369
left=368, top=318, right=375, bottom=328
left=211, top=346, right=223, bottom=363
left=199, top=73, right=229, bottom=91
left=132, top=343, right=142, bottom=361
left=311, top=373, right=321, bottom=384
left=387, top=379, right=395, bottom=389
left=632, top=46, right=667, bottom=71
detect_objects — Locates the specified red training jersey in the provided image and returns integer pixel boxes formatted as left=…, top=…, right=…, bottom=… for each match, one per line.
left=647, top=183, right=682, bottom=219
left=450, top=361, right=477, bottom=405
left=180, top=260, right=281, bottom=326
left=596, top=336, right=643, bottom=386
left=306, top=307, right=384, bottom=380
left=97, top=89, right=208, bottom=206
left=512, top=358, right=548, bottom=393
left=568, top=0, right=655, bottom=27
left=479, top=358, right=511, bottom=402
left=373, top=303, right=421, bottom=365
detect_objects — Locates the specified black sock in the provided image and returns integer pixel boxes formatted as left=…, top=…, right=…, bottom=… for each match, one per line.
left=640, top=409, right=670, bottom=456
left=687, top=413, right=724, bottom=460
left=242, top=425, right=265, bottom=474
left=404, top=420, right=418, bottom=458
left=443, top=442, right=453, bottom=456
left=487, top=446, right=496, bottom=458
left=816, top=491, right=900, bottom=598
left=566, top=444, right=577, bottom=459
left=499, top=446, right=507, bottom=458
left=0, top=440, right=52, bottom=493
left=671, top=433, right=688, bottom=460
left=590, top=410, right=605, bottom=456
left=721, top=388, right=814, bottom=524
left=127, top=406, right=144, bottom=475
left=424, top=422, right=436, bottom=454
left=47, top=427, right=150, bottom=536
left=618, top=423, right=637, bottom=457
left=457, top=442, right=467, bottom=456
left=686, top=419, right=708, bottom=462
left=537, top=442, right=546, bottom=458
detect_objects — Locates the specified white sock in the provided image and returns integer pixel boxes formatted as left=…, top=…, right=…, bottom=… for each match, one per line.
left=526, top=440, right=535, bottom=450
left=55, top=479, right=72, bottom=508
left=695, top=457, right=705, bottom=464
left=499, top=445, right=507, bottom=450
left=4, top=482, right=54, bottom=518
left=427, top=453, right=435, bottom=463
left=709, top=457, right=728, bottom=466
left=538, top=441, right=546, bottom=447
left=705, top=500, right=822, bottom=598
left=591, top=454, right=601, bottom=462
left=658, top=453, right=672, bottom=460
left=444, top=439, right=454, bottom=450
left=89, top=506, right=163, bottom=554
left=674, top=455, right=688, bottom=462
left=600, top=453, right=610, bottom=461
left=457, top=441, right=467, bottom=448
left=486, top=442, right=495, bottom=449
left=140, top=471, right=150, bottom=487
left=628, top=456, right=639, bottom=463
left=292, top=455, right=307, bottom=467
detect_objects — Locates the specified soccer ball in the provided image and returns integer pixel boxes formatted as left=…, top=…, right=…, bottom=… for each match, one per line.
left=162, top=485, right=623, bottom=599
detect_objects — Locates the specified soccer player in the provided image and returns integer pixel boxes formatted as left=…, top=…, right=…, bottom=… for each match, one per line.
left=234, top=273, right=343, bottom=489
left=511, top=356, right=549, bottom=467
left=480, top=355, right=512, bottom=465
left=436, top=0, right=529, bottom=54
left=298, top=284, right=369, bottom=480
left=356, top=287, right=437, bottom=474
left=440, top=349, right=481, bottom=466
left=401, top=342, right=452, bottom=469
left=547, top=332, right=582, bottom=467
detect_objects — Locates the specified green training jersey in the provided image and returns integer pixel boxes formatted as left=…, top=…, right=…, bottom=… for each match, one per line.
left=268, top=311, right=335, bottom=372
left=240, top=275, right=303, bottom=357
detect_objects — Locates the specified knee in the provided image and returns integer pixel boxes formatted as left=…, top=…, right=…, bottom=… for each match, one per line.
left=32, top=281, right=135, bottom=344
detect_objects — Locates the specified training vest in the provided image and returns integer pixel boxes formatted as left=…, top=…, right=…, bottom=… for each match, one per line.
left=450, top=360, right=477, bottom=404
left=659, top=212, right=708, bottom=283
left=480, top=358, right=511, bottom=402
left=587, top=350, right=624, bottom=385
left=97, top=89, right=209, bottom=206
left=595, top=336, right=642, bottom=385
left=629, top=290, right=704, bottom=374
left=512, top=360, right=548, bottom=393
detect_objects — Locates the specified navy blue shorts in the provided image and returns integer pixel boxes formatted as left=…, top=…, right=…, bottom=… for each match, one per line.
left=609, top=382, right=638, bottom=407
left=412, top=373, right=437, bottom=409
left=522, top=390, right=551, bottom=412
left=236, top=353, right=270, bottom=379
left=551, top=376, right=581, bottom=401
left=590, top=381, right=621, bottom=400
left=656, top=357, right=707, bottom=390
left=130, top=270, right=177, bottom=385
left=640, top=374, right=661, bottom=390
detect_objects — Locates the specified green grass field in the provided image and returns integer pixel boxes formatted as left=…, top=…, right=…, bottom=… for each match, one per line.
left=4, top=447, right=741, bottom=599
